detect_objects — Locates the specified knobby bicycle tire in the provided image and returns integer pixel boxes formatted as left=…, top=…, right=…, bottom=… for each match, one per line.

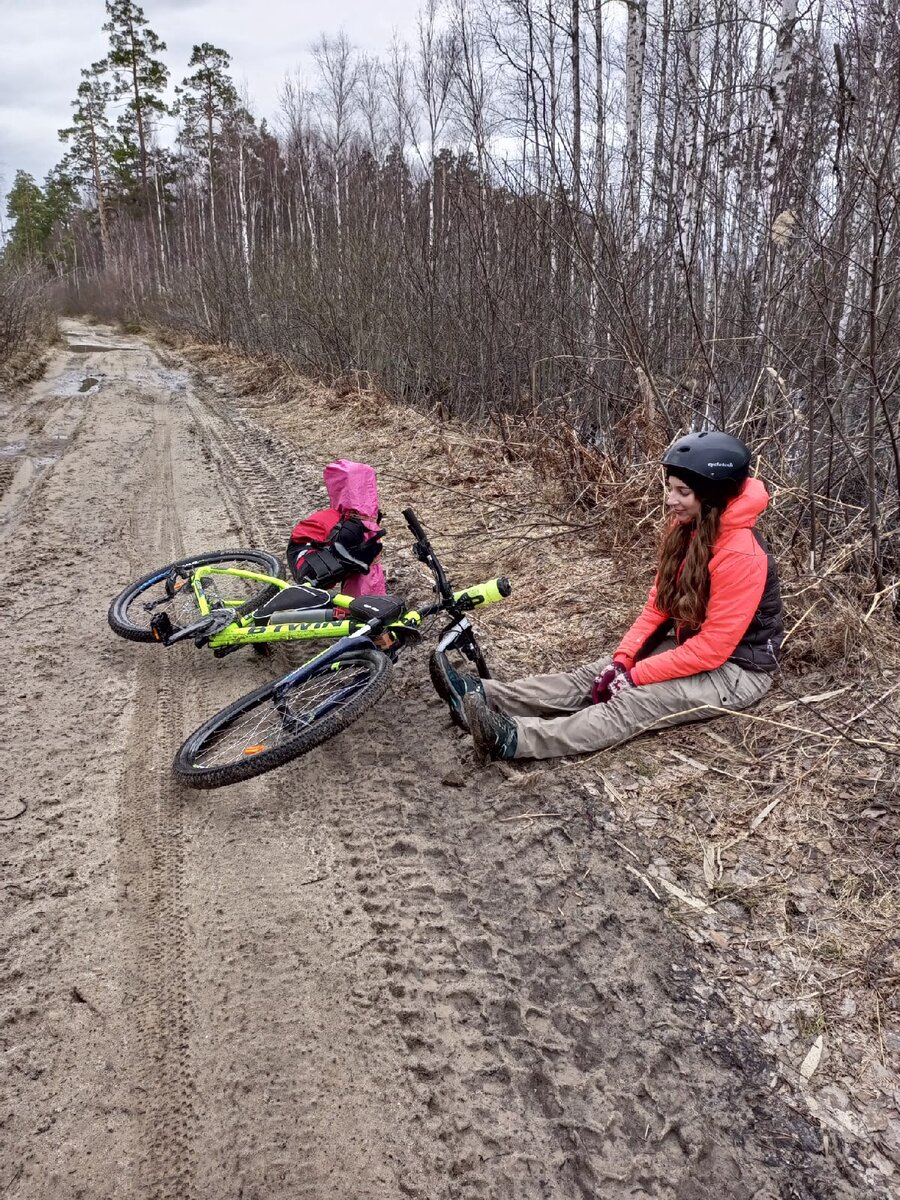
left=108, top=549, right=284, bottom=642
left=173, top=646, right=392, bottom=788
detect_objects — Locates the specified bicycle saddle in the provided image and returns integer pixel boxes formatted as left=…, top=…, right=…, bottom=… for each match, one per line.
left=253, top=585, right=333, bottom=619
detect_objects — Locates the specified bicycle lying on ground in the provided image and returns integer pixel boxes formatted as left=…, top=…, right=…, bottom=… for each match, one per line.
left=108, top=510, right=510, bottom=788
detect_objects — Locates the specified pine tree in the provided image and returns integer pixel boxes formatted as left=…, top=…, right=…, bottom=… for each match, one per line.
left=174, top=43, right=239, bottom=228
left=103, top=0, right=169, bottom=210
left=4, top=172, right=47, bottom=262
left=59, top=61, right=115, bottom=259
left=41, top=167, right=79, bottom=269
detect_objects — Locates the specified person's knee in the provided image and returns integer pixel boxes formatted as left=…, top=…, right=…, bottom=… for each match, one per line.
left=609, top=684, right=713, bottom=733
left=725, top=668, right=773, bottom=711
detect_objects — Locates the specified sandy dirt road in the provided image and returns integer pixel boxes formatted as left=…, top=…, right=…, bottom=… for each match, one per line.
left=0, top=322, right=875, bottom=1199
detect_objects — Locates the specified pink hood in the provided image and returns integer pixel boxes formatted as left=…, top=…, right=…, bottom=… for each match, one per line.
left=323, top=460, right=381, bottom=531
left=718, top=476, right=770, bottom=532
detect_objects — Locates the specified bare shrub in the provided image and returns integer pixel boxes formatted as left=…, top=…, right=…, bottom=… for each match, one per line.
left=0, top=263, right=57, bottom=388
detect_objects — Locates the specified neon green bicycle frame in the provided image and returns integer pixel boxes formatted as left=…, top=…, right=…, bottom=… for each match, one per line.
left=185, top=563, right=506, bottom=650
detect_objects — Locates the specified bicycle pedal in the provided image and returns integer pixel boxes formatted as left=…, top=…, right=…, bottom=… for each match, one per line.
left=150, top=612, right=176, bottom=642
left=165, top=571, right=189, bottom=598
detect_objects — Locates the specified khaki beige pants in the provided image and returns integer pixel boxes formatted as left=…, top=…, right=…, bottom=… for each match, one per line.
left=483, top=639, right=773, bottom=760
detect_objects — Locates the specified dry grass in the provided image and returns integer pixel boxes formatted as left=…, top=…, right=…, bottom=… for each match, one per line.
left=0, top=267, right=58, bottom=396
left=171, top=332, right=899, bottom=1181
left=0, top=341, right=52, bottom=395
left=0, top=316, right=57, bottom=396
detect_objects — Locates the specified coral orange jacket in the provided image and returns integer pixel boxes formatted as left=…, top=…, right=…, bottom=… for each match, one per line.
left=614, top=478, right=772, bottom=686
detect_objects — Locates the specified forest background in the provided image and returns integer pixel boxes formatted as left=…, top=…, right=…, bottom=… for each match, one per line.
left=2, top=0, right=899, bottom=603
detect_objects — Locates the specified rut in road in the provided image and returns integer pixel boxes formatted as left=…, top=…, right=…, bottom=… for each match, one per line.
left=117, top=398, right=197, bottom=1199
left=0, top=322, right=876, bottom=1200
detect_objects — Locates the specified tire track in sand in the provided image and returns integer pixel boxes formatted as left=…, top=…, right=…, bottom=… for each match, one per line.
left=185, top=388, right=318, bottom=551
left=118, top=395, right=198, bottom=1200
left=162, top=384, right=330, bottom=1196
left=285, top=666, right=865, bottom=1200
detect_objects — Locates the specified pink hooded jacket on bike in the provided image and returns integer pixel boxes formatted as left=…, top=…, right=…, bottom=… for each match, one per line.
left=322, top=460, right=386, bottom=597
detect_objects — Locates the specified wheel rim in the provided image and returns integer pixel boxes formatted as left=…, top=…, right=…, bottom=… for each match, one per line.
left=123, top=554, right=278, bottom=634
left=185, top=657, right=375, bottom=772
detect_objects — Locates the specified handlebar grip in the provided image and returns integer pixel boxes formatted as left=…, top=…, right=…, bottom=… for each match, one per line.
left=402, top=508, right=429, bottom=543
left=452, top=578, right=512, bottom=607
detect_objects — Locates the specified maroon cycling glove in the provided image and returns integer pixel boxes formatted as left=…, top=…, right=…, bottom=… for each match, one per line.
left=591, top=662, right=634, bottom=704
left=607, top=667, right=634, bottom=699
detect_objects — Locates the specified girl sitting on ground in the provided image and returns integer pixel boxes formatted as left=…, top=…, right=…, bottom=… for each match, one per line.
left=431, top=431, right=784, bottom=764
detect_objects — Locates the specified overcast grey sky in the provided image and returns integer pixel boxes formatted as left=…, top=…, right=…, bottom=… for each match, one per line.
left=0, top=0, right=425, bottom=220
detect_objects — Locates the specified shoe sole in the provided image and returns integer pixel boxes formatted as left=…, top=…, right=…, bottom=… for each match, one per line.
left=463, top=693, right=490, bottom=767
left=428, top=652, right=469, bottom=731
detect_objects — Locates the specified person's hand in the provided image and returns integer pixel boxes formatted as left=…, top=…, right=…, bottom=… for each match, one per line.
left=591, top=662, right=621, bottom=704
left=592, top=662, right=634, bottom=703
left=607, top=667, right=634, bottom=699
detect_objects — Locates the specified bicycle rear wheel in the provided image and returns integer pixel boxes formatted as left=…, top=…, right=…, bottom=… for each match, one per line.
left=173, top=646, right=392, bottom=788
left=108, top=549, right=284, bottom=642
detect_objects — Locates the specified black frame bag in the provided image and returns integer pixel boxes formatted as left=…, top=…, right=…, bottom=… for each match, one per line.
left=287, top=515, right=384, bottom=588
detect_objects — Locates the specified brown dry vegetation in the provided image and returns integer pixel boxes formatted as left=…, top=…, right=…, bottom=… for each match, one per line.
left=157, top=329, right=900, bottom=1181
left=43, top=0, right=899, bottom=606
left=0, top=265, right=56, bottom=393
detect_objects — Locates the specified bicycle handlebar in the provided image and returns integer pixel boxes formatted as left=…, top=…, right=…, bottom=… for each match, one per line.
left=418, top=577, right=512, bottom=618
left=402, top=507, right=454, bottom=601
left=457, top=577, right=511, bottom=605
left=402, top=507, right=428, bottom=544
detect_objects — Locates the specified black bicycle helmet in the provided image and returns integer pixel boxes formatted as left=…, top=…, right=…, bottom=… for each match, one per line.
left=662, top=431, right=752, bottom=506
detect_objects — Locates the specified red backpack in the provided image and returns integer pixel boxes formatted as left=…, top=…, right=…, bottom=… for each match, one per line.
left=286, top=508, right=384, bottom=588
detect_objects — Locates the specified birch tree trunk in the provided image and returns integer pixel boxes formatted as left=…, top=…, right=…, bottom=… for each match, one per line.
left=762, top=0, right=800, bottom=192
left=623, top=0, right=648, bottom=243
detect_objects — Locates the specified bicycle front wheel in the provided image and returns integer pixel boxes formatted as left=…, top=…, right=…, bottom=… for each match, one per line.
left=108, top=549, right=284, bottom=642
left=173, top=646, right=392, bottom=788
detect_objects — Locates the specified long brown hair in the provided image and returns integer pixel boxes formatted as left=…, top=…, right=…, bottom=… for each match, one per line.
left=655, top=505, right=724, bottom=628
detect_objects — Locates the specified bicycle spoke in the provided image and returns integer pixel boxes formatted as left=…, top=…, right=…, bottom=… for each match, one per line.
left=147, top=583, right=204, bottom=627
left=187, top=660, right=372, bottom=769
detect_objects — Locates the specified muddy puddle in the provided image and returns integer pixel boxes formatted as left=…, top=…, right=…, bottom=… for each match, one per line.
left=50, top=367, right=103, bottom=397
left=68, top=339, right=142, bottom=354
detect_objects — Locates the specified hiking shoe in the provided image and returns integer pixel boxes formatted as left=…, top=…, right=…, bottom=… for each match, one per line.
left=464, top=693, right=518, bottom=766
left=429, top=651, right=485, bottom=731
